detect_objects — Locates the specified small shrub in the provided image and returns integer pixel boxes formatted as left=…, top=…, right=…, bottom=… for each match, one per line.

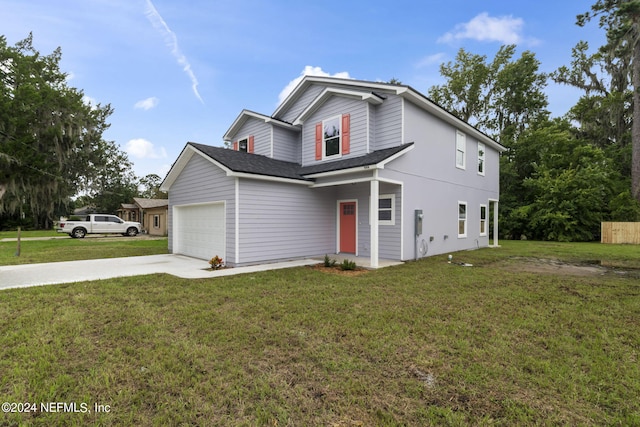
left=323, top=254, right=337, bottom=267
left=209, top=255, right=224, bottom=270
left=339, top=259, right=357, bottom=271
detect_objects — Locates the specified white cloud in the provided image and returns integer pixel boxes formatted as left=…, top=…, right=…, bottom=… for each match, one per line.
left=416, top=53, right=447, bottom=68
left=134, top=97, right=159, bottom=110
left=438, top=13, right=526, bottom=45
left=144, top=0, right=204, bottom=104
left=278, top=66, right=352, bottom=105
left=126, top=138, right=167, bottom=159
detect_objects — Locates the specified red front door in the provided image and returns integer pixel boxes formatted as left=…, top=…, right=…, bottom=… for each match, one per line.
left=339, top=202, right=356, bottom=253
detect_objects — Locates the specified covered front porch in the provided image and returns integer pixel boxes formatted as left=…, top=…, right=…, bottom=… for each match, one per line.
left=310, top=170, right=403, bottom=269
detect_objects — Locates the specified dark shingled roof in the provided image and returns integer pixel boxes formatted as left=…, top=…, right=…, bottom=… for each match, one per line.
left=188, top=142, right=413, bottom=181
left=298, top=144, right=412, bottom=175
left=188, top=142, right=309, bottom=181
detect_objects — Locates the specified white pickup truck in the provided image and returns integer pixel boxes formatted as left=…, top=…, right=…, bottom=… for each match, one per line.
left=57, top=214, right=142, bottom=238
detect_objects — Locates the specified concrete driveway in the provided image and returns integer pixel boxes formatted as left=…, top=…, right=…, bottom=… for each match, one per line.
left=0, top=255, right=320, bottom=291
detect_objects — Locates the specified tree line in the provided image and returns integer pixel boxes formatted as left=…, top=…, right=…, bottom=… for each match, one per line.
left=2, top=1, right=640, bottom=239
left=0, top=34, right=164, bottom=230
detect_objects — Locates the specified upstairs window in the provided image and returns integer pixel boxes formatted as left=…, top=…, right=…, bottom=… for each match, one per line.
left=323, top=116, right=341, bottom=158
left=478, top=142, right=485, bottom=176
left=315, top=114, right=350, bottom=160
left=456, top=131, right=466, bottom=169
left=233, top=136, right=254, bottom=153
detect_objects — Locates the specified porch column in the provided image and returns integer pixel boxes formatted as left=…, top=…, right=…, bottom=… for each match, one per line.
left=370, top=178, right=379, bottom=268
left=493, top=200, right=499, bottom=247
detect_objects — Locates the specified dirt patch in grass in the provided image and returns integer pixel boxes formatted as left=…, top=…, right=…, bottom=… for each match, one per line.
left=307, top=263, right=369, bottom=276
left=500, top=256, right=640, bottom=278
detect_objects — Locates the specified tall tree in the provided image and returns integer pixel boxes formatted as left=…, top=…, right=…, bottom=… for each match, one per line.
left=87, top=140, right=139, bottom=214
left=139, top=174, right=167, bottom=199
left=428, top=45, right=549, bottom=145
left=428, top=48, right=490, bottom=124
left=0, top=34, right=115, bottom=227
left=571, top=0, right=640, bottom=201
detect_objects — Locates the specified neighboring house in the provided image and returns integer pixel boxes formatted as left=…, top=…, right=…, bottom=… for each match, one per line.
left=161, top=76, right=506, bottom=267
left=117, top=198, right=168, bottom=236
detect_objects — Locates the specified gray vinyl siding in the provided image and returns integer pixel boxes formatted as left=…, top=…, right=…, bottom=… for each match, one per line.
left=380, top=99, right=501, bottom=260
left=167, top=154, right=236, bottom=262
left=272, top=126, right=300, bottom=163
left=233, top=117, right=271, bottom=157
left=237, top=179, right=334, bottom=265
left=378, top=182, right=402, bottom=260
left=278, top=84, right=324, bottom=123
left=373, top=94, right=403, bottom=150
left=301, top=96, right=368, bottom=166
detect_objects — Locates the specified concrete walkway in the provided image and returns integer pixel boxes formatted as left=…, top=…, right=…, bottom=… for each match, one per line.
left=0, top=255, right=320, bottom=291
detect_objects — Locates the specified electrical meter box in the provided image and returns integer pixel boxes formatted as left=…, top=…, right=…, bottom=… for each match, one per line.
left=415, top=210, right=423, bottom=236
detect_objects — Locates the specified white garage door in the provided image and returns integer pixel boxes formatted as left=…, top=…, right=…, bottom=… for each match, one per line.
left=174, top=202, right=225, bottom=260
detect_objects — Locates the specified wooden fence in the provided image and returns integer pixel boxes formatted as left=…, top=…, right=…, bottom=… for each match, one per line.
left=601, top=222, right=640, bottom=244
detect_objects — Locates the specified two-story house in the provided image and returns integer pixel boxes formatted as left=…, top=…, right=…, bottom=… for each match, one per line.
left=160, top=76, right=505, bottom=267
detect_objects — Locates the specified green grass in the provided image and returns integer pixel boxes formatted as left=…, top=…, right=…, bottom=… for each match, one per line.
left=0, top=229, right=59, bottom=239
left=0, top=236, right=168, bottom=265
left=0, top=241, right=639, bottom=425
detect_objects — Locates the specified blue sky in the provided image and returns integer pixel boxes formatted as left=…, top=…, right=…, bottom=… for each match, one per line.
left=1, top=0, right=605, bottom=179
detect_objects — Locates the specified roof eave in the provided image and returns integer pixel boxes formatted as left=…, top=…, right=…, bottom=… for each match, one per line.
left=228, top=171, right=311, bottom=185
left=301, top=143, right=414, bottom=179
left=223, top=109, right=299, bottom=142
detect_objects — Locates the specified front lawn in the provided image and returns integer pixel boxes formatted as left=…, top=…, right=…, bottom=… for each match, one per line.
left=0, top=241, right=639, bottom=425
left=0, top=236, right=168, bottom=265
left=0, top=229, right=59, bottom=239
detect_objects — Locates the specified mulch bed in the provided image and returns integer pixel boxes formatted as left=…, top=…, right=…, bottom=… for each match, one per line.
left=307, top=263, right=369, bottom=276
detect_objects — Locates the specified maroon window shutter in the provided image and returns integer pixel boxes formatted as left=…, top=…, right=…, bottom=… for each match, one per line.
left=233, top=141, right=238, bottom=151
left=248, top=135, right=255, bottom=153
left=315, top=123, right=323, bottom=160
left=341, top=114, right=350, bottom=155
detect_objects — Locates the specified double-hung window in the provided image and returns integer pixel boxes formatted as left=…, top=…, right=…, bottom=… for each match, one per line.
left=233, top=136, right=254, bottom=153
left=315, top=114, right=350, bottom=160
left=480, top=205, right=487, bottom=236
left=456, top=131, right=466, bottom=169
left=323, top=116, right=341, bottom=159
left=458, top=201, right=467, bottom=238
left=378, top=194, right=395, bottom=225
left=478, top=142, right=485, bottom=176
left=237, top=138, right=248, bottom=152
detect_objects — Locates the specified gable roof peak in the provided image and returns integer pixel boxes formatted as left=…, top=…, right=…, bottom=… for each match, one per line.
left=273, top=75, right=408, bottom=118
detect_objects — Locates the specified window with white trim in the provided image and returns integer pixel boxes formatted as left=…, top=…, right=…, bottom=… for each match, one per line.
left=154, top=215, right=160, bottom=228
left=478, top=142, right=485, bottom=176
left=237, top=138, right=248, bottom=152
left=480, top=205, right=487, bottom=236
left=323, top=116, right=341, bottom=159
left=456, top=131, right=466, bottom=169
left=458, top=201, right=467, bottom=238
left=378, top=194, right=395, bottom=225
